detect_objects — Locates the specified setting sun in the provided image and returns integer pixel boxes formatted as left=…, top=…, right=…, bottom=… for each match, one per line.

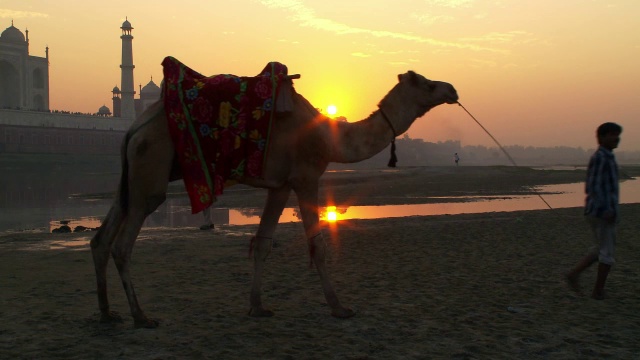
left=327, top=105, right=337, bottom=116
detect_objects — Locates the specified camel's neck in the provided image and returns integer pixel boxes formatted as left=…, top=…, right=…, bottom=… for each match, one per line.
left=328, top=86, right=434, bottom=164
left=377, top=82, right=432, bottom=136
left=327, top=110, right=399, bottom=163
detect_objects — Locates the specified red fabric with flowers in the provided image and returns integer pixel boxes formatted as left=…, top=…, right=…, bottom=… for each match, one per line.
left=161, top=56, right=289, bottom=214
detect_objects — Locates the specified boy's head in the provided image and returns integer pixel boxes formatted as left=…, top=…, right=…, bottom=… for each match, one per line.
left=596, top=122, right=622, bottom=150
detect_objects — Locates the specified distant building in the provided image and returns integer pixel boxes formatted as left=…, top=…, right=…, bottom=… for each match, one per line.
left=111, top=77, right=161, bottom=118
left=111, top=19, right=160, bottom=119
left=0, top=20, right=50, bottom=111
left=97, top=105, right=112, bottom=117
left=111, top=86, right=121, bottom=118
left=118, top=18, right=136, bottom=120
left=136, top=77, right=161, bottom=117
left=0, top=19, right=160, bottom=155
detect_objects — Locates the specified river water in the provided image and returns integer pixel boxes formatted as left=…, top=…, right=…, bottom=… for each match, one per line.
left=1, top=169, right=639, bottom=233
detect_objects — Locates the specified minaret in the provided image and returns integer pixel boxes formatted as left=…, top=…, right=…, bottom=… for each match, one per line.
left=112, top=85, right=121, bottom=117
left=46, top=46, right=50, bottom=109
left=119, top=18, right=136, bottom=120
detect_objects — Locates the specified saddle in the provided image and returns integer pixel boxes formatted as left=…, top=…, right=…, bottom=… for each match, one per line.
left=161, top=56, right=297, bottom=213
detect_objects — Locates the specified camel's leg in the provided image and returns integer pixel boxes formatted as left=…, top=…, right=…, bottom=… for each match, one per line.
left=111, top=112, right=172, bottom=328
left=294, top=184, right=355, bottom=318
left=249, top=185, right=291, bottom=317
left=90, top=203, right=126, bottom=323
left=111, top=202, right=159, bottom=328
left=112, top=148, right=170, bottom=328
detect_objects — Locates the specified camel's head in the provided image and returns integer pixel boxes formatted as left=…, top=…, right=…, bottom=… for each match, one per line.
left=397, top=71, right=458, bottom=106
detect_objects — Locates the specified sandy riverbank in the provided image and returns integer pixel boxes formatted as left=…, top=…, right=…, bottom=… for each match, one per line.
left=1, top=166, right=640, bottom=359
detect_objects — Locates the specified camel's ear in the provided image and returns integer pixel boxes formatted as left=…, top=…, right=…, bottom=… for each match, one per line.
left=408, top=71, right=419, bottom=85
left=398, top=71, right=420, bottom=86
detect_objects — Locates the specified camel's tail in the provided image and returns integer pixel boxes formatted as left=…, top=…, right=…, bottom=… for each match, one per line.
left=115, top=101, right=173, bottom=216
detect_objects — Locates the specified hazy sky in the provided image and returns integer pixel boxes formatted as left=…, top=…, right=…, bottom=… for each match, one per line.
left=2, top=0, right=639, bottom=150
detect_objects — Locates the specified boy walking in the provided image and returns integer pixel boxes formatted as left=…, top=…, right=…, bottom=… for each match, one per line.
left=566, top=122, right=622, bottom=300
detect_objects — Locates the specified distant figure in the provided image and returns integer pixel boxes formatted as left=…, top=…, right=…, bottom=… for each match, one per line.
left=200, top=206, right=214, bottom=230
left=454, top=152, right=460, bottom=166
left=566, top=122, right=622, bottom=300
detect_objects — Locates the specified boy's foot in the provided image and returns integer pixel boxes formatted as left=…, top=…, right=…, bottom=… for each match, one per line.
left=199, top=224, right=214, bottom=230
left=565, top=273, right=582, bottom=295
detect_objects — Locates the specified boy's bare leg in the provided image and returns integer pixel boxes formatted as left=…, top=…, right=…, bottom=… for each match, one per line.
left=566, top=253, right=598, bottom=294
left=592, top=263, right=611, bottom=300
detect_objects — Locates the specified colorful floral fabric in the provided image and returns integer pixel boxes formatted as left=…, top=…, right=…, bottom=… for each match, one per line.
left=161, top=56, right=290, bottom=214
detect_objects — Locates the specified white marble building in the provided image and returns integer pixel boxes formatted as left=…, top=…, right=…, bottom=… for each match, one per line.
left=0, top=20, right=49, bottom=111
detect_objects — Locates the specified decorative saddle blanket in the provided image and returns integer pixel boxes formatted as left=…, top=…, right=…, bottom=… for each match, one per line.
left=161, top=56, right=291, bottom=214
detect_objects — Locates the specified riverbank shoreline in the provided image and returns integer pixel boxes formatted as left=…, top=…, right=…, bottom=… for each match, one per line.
left=2, top=164, right=639, bottom=233
left=176, top=164, right=638, bottom=210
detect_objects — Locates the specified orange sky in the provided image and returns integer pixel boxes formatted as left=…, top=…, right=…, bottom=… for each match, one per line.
left=2, top=1, right=639, bottom=151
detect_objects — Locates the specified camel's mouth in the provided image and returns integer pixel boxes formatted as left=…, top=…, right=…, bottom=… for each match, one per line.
left=439, top=82, right=458, bottom=104
left=445, top=93, right=459, bottom=104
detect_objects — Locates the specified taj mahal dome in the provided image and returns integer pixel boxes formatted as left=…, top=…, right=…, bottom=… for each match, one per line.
left=0, top=19, right=159, bottom=154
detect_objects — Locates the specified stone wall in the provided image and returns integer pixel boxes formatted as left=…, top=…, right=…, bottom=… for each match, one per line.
left=0, top=109, right=130, bottom=154
left=0, top=108, right=131, bottom=130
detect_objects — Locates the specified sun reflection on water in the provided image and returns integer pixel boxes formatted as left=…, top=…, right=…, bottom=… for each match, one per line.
left=9, top=179, right=640, bottom=241
left=326, top=206, right=338, bottom=222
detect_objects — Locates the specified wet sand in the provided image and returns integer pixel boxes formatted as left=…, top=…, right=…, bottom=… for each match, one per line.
left=2, top=166, right=640, bottom=359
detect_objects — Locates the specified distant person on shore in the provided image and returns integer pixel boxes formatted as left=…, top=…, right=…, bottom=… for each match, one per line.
left=566, top=122, right=622, bottom=300
left=454, top=153, right=460, bottom=166
left=200, top=206, right=214, bottom=230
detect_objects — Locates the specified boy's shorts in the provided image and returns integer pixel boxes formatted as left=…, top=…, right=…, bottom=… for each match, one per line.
left=586, top=215, right=616, bottom=265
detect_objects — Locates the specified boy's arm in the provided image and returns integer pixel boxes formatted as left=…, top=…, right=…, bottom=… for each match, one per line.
left=601, top=159, right=617, bottom=221
left=590, top=154, right=617, bottom=221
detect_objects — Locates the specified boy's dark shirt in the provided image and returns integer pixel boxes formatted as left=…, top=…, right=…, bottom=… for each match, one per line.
left=585, top=145, right=619, bottom=219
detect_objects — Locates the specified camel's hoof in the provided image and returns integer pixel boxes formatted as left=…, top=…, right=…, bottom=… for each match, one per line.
left=99, top=311, right=123, bottom=324
left=134, top=318, right=160, bottom=329
left=248, top=307, right=275, bottom=317
left=331, top=307, right=356, bottom=319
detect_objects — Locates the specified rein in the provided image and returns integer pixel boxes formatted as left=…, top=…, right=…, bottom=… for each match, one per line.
left=379, top=106, right=398, bottom=167
left=456, top=101, right=553, bottom=210
left=379, top=106, right=398, bottom=138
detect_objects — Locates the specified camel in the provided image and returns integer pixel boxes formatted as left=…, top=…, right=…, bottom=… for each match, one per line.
left=90, top=68, right=458, bottom=328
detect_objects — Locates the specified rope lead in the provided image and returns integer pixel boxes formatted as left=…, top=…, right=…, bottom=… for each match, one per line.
left=456, top=101, right=553, bottom=210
